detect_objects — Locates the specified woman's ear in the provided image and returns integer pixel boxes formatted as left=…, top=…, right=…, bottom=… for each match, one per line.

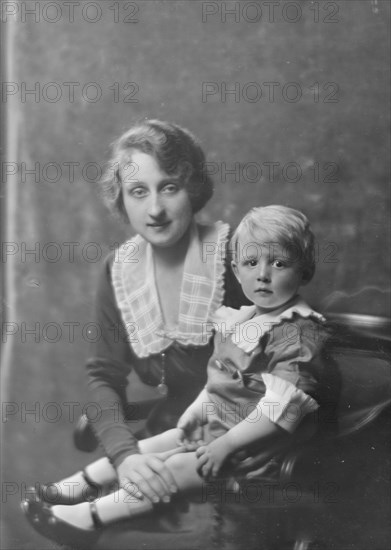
left=231, top=261, right=241, bottom=283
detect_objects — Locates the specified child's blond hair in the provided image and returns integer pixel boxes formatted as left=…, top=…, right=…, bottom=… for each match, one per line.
left=231, top=205, right=316, bottom=283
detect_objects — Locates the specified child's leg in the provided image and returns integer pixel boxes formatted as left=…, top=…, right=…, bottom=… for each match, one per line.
left=51, top=452, right=202, bottom=529
left=138, top=428, right=182, bottom=454
left=164, top=450, right=203, bottom=492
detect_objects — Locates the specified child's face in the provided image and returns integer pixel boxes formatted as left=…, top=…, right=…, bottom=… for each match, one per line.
left=232, top=230, right=306, bottom=314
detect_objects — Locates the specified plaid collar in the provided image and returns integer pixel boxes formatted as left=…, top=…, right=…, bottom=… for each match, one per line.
left=112, top=220, right=229, bottom=358
left=213, top=296, right=326, bottom=354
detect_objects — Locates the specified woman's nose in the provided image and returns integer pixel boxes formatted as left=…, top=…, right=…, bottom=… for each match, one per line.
left=147, top=193, right=165, bottom=218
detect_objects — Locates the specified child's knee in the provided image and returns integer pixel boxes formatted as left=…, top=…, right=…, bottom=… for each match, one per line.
left=165, top=452, right=194, bottom=476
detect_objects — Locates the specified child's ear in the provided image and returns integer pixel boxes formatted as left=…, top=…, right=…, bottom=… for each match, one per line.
left=231, top=261, right=241, bottom=283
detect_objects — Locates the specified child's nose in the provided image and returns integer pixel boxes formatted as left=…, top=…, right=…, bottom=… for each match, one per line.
left=257, top=264, right=271, bottom=282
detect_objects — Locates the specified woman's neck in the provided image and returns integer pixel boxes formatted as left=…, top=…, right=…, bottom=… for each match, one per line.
left=151, top=225, right=192, bottom=268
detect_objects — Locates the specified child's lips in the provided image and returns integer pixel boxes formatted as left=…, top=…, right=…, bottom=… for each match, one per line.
left=255, top=288, right=272, bottom=294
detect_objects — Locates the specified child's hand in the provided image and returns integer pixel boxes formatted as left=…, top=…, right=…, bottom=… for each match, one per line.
left=195, top=437, right=234, bottom=479
left=176, top=411, right=205, bottom=450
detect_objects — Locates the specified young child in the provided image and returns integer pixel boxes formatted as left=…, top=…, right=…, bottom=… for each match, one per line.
left=22, top=205, right=330, bottom=547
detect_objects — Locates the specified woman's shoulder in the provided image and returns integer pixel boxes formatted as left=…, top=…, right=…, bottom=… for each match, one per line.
left=92, top=251, right=117, bottom=301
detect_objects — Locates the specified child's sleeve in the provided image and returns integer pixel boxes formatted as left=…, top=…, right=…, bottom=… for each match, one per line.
left=257, top=373, right=319, bottom=433
left=257, top=317, right=329, bottom=433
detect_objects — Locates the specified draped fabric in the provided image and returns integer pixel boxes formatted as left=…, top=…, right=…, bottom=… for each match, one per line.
left=1, top=3, right=389, bottom=548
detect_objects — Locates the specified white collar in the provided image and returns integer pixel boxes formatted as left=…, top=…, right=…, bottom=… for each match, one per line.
left=111, top=220, right=230, bottom=358
left=214, top=296, right=326, bottom=353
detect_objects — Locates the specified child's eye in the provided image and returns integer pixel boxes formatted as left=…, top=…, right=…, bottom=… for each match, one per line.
left=244, top=259, right=258, bottom=267
left=272, top=259, right=286, bottom=268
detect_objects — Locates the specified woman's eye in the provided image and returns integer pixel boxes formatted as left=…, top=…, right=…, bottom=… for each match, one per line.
left=129, top=187, right=147, bottom=198
left=162, top=183, right=178, bottom=194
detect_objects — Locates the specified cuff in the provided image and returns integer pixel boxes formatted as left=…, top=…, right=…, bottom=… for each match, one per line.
left=111, top=445, right=140, bottom=469
left=259, top=373, right=319, bottom=433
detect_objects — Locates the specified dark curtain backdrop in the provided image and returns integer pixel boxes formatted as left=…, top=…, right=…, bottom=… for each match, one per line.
left=1, top=1, right=390, bottom=548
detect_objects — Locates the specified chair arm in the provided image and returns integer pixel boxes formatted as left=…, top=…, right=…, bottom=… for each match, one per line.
left=338, top=399, right=391, bottom=437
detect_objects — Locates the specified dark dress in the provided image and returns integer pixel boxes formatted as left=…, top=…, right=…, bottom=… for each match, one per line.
left=203, top=302, right=331, bottom=441
left=85, top=236, right=247, bottom=468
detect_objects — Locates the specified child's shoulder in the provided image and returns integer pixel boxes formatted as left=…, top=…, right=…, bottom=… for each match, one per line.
left=213, top=305, right=257, bottom=324
left=270, top=302, right=331, bottom=348
left=277, top=298, right=326, bottom=325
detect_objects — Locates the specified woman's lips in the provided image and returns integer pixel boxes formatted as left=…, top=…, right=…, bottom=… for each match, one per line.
left=147, top=221, right=171, bottom=229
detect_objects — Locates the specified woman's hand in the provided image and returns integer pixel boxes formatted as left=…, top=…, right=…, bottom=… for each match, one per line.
left=195, top=436, right=234, bottom=479
left=176, top=410, right=205, bottom=450
left=117, top=449, right=184, bottom=504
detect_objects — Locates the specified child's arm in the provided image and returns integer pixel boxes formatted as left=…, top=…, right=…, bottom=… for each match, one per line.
left=196, top=408, right=280, bottom=478
left=196, top=374, right=319, bottom=478
left=176, top=388, right=210, bottom=448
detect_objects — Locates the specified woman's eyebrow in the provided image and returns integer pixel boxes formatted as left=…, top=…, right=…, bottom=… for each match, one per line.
left=159, top=175, right=180, bottom=184
left=122, top=178, right=142, bottom=187
left=123, top=176, right=181, bottom=188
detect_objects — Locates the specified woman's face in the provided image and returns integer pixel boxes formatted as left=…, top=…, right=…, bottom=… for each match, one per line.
left=121, top=150, right=193, bottom=248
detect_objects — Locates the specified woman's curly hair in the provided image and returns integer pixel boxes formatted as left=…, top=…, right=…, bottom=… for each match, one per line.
left=101, top=119, right=214, bottom=221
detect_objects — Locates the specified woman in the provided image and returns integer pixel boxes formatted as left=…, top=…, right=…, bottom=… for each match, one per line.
left=22, top=206, right=338, bottom=549
left=28, top=119, right=246, bottom=509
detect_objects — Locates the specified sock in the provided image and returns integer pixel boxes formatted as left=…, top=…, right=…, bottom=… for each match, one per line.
left=49, top=471, right=97, bottom=504
left=52, top=490, right=153, bottom=530
left=49, top=459, right=117, bottom=504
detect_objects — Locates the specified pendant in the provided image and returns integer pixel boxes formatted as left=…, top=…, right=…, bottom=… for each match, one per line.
left=157, top=383, right=168, bottom=396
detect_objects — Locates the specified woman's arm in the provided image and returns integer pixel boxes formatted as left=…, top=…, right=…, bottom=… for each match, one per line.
left=86, top=254, right=140, bottom=466
left=86, top=255, right=183, bottom=502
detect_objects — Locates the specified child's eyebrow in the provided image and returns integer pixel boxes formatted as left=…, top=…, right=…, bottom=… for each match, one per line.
left=240, top=253, right=258, bottom=262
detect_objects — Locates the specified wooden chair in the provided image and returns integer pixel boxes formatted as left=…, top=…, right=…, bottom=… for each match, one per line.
left=83, top=312, right=390, bottom=550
